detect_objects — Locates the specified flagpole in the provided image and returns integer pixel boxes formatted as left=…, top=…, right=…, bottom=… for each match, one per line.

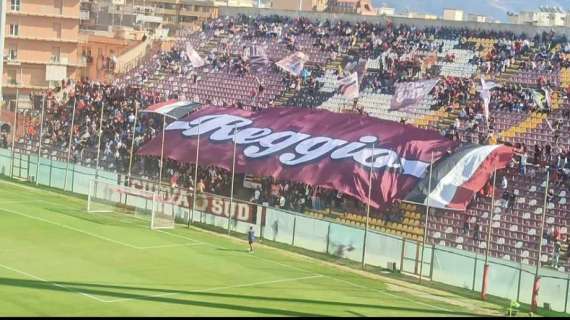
left=94, top=100, right=105, bottom=181
left=227, top=124, right=238, bottom=235
left=35, top=94, right=46, bottom=185
left=127, top=101, right=139, bottom=186
left=481, top=167, right=497, bottom=300
left=63, top=97, right=77, bottom=191
left=158, top=115, right=167, bottom=191
left=188, top=120, right=200, bottom=228
left=419, top=151, right=434, bottom=283
left=361, top=142, right=375, bottom=269
left=9, top=88, right=19, bottom=179
left=532, top=169, right=550, bottom=313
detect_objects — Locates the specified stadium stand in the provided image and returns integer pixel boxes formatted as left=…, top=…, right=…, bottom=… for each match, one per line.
left=4, top=13, right=570, bottom=273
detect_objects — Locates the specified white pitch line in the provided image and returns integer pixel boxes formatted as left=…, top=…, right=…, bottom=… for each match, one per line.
left=0, top=207, right=197, bottom=251
left=0, top=207, right=141, bottom=250
left=138, top=242, right=207, bottom=249
left=0, top=199, right=45, bottom=205
left=0, top=262, right=108, bottom=303
left=104, top=274, right=324, bottom=303
left=327, top=276, right=452, bottom=312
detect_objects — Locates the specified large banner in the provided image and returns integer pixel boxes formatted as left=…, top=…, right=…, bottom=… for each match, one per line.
left=390, top=79, right=439, bottom=110
left=275, top=52, right=308, bottom=76
left=137, top=107, right=458, bottom=209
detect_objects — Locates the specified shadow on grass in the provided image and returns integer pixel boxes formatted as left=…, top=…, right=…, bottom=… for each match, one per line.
left=0, top=277, right=480, bottom=316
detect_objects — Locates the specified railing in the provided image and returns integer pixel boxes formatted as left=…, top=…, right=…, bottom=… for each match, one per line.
left=0, top=147, right=568, bottom=314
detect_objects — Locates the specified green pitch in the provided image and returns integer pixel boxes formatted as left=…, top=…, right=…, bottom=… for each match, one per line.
left=0, top=178, right=502, bottom=316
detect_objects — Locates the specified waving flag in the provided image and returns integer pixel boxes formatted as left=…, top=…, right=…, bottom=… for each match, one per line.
left=185, top=44, right=205, bottom=68
left=246, top=44, right=269, bottom=71
left=142, top=100, right=202, bottom=120
left=337, top=72, right=359, bottom=99
left=276, top=52, right=309, bottom=76
left=405, top=144, right=513, bottom=211
left=480, top=78, right=500, bottom=121
left=390, top=79, right=439, bottom=110
left=532, top=89, right=546, bottom=110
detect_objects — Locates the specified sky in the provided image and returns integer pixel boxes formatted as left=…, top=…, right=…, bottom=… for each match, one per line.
left=371, top=0, right=570, bottom=22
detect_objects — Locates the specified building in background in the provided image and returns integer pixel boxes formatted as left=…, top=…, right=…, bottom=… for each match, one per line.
left=508, top=6, right=566, bottom=27
left=406, top=11, right=437, bottom=20
left=376, top=5, right=395, bottom=16
left=466, top=13, right=489, bottom=23
left=271, top=0, right=327, bottom=11
left=0, top=0, right=6, bottom=104
left=2, top=0, right=83, bottom=109
left=79, top=29, right=144, bottom=83
left=443, top=8, right=464, bottom=21
left=85, top=0, right=218, bottom=36
left=327, top=0, right=375, bottom=15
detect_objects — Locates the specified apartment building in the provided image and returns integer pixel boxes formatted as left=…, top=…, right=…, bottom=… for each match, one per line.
left=2, top=0, right=83, bottom=108
left=327, top=0, right=375, bottom=16
left=95, top=0, right=218, bottom=35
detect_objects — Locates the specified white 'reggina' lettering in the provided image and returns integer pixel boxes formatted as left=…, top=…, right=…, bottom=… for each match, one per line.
left=166, top=114, right=427, bottom=177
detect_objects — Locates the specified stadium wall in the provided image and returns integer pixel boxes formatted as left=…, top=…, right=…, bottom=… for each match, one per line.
left=219, top=6, right=570, bottom=38
left=1, top=147, right=570, bottom=313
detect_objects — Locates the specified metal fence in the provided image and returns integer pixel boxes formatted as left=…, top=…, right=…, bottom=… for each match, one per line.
left=0, top=147, right=568, bottom=314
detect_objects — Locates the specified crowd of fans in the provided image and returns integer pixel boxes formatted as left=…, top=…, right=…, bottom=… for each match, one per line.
left=3, top=14, right=570, bottom=238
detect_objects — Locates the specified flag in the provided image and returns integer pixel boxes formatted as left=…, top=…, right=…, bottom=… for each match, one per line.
left=532, top=89, right=546, bottom=110
left=543, top=86, right=552, bottom=108
left=390, top=79, right=439, bottom=110
left=480, top=78, right=500, bottom=121
left=405, top=144, right=513, bottom=211
left=276, top=52, right=309, bottom=76
left=185, top=44, right=205, bottom=68
left=337, top=72, right=359, bottom=99
left=142, top=100, right=202, bottom=120
left=247, top=44, right=269, bottom=71
left=422, top=52, right=438, bottom=70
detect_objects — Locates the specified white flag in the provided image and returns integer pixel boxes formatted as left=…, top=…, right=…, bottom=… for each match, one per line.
left=337, top=72, right=359, bottom=99
left=185, top=44, right=205, bottom=68
left=480, top=78, right=500, bottom=121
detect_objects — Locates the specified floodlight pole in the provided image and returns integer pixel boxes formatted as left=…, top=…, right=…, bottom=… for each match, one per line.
left=94, top=100, right=105, bottom=181
left=189, top=121, right=201, bottom=228
left=481, top=167, right=497, bottom=300
left=531, top=169, right=550, bottom=312
left=227, top=124, right=238, bottom=235
left=9, top=87, right=19, bottom=179
left=419, top=151, right=434, bottom=283
left=158, top=115, right=167, bottom=192
left=63, top=97, right=77, bottom=191
left=361, top=142, right=375, bottom=269
left=127, top=101, right=139, bottom=186
left=35, top=94, right=46, bottom=185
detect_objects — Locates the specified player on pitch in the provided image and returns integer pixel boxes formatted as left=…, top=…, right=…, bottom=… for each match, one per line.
left=248, top=226, right=255, bottom=253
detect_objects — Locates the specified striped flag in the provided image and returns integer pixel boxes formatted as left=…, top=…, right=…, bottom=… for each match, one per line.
left=405, top=144, right=513, bottom=211
left=142, top=100, right=202, bottom=120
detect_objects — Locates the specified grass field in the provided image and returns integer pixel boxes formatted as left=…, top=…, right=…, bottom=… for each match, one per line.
left=0, top=178, right=510, bottom=316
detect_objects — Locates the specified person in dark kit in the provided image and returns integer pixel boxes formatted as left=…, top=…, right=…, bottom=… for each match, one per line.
left=247, top=226, right=256, bottom=253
